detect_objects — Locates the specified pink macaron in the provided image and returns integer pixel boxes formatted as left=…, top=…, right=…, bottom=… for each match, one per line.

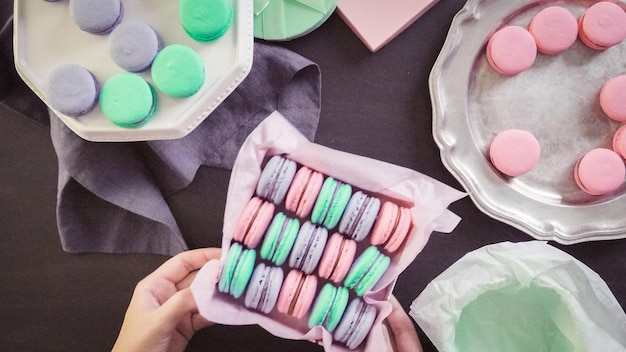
left=613, top=124, right=626, bottom=160
left=578, top=1, right=626, bottom=50
left=276, top=269, right=318, bottom=319
left=529, top=6, right=578, bottom=55
left=285, top=166, right=324, bottom=218
left=600, top=75, right=626, bottom=122
left=317, top=232, right=357, bottom=284
left=231, top=197, right=275, bottom=249
left=574, top=148, right=625, bottom=195
left=489, top=129, right=541, bottom=177
left=486, top=26, right=537, bottom=75
left=369, top=201, right=412, bottom=253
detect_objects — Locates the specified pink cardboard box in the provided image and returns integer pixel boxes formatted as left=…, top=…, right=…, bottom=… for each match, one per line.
left=336, top=0, right=440, bottom=52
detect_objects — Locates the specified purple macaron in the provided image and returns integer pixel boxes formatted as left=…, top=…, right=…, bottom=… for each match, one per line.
left=69, top=0, right=124, bottom=35
left=244, top=263, right=284, bottom=314
left=334, top=298, right=377, bottom=350
left=338, top=191, right=381, bottom=242
left=288, top=221, right=328, bottom=274
left=109, top=20, right=162, bottom=72
left=47, top=64, right=99, bottom=117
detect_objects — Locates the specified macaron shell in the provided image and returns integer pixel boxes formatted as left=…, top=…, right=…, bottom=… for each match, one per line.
left=69, top=0, right=123, bottom=34
left=218, top=242, right=243, bottom=293
left=600, top=75, right=626, bottom=122
left=260, top=213, right=300, bottom=265
left=334, top=298, right=377, bottom=350
left=308, top=283, right=336, bottom=328
left=151, top=44, right=205, bottom=98
left=613, top=125, right=626, bottom=159
left=244, top=263, right=284, bottom=313
left=574, top=148, right=625, bottom=195
left=578, top=1, right=626, bottom=50
left=276, top=270, right=318, bottom=319
left=231, top=197, right=275, bottom=249
left=489, top=129, right=541, bottom=177
left=528, top=6, right=578, bottom=55
left=100, top=73, right=157, bottom=128
left=289, top=221, right=328, bottom=274
left=317, top=232, right=357, bottom=283
left=370, top=202, right=412, bottom=253
left=285, top=167, right=324, bottom=218
left=312, top=177, right=352, bottom=229
left=109, top=20, right=161, bottom=72
left=179, top=0, right=233, bottom=42
left=486, top=26, right=537, bottom=75
left=344, top=246, right=391, bottom=296
left=229, top=246, right=256, bottom=299
left=338, top=191, right=381, bottom=242
left=256, top=156, right=297, bottom=204
left=47, top=64, right=98, bottom=117
left=325, top=286, right=349, bottom=332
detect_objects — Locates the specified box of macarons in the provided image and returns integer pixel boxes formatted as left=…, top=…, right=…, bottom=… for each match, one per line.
left=190, top=112, right=465, bottom=351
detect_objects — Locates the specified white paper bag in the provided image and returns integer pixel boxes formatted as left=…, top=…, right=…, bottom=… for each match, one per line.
left=410, top=241, right=626, bottom=352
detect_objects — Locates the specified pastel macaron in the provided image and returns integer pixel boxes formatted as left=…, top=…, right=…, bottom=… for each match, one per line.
left=486, top=26, right=537, bottom=75
left=276, top=269, right=318, bottom=319
left=317, top=232, right=357, bottom=284
left=99, top=73, right=157, bottom=128
left=613, top=124, right=626, bottom=160
left=257, top=155, right=298, bottom=205
left=244, top=263, right=284, bottom=313
left=47, top=64, right=99, bottom=117
left=231, top=197, right=275, bottom=249
left=344, top=246, right=390, bottom=296
left=311, top=177, right=352, bottom=229
left=109, top=20, right=162, bottom=72
left=288, top=221, right=328, bottom=274
left=69, top=0, right=123, bottom=35
left=489, top=129, right=541, bottom=177
left=308, top=283, right=349, bottom=332
left=528, top=6, right=578, bottom=55
left=151, top=44, right=205, bottom=98
left=285, top=166, right=324, bottom=218
left=260, top=212, right=300, bottom=266
left=217, top=242, right=256, bottom=299
left=179, top=0, right=233, bottom=42
left=338, top=191, right=381, bottom=242
left=600, top=75, right=626, bottom=122
left=578, top=1, right=626, bottom=50
left=369, top=202, right=412, bottom=253
left=334, top=298, right=377, bottom=350
left=574, top=148, right=625, bottom=195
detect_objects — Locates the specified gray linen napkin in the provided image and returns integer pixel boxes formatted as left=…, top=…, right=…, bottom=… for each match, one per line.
left=48, top=42, right=321, bottom=255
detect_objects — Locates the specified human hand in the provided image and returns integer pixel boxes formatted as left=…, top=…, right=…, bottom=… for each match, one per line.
left=384, top=294, right=423, bottom=352
left=112, top=248, right=221, bottom=352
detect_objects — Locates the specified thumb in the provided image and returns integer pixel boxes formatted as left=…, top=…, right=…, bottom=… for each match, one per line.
left=155, top=288, right=197, bottom=332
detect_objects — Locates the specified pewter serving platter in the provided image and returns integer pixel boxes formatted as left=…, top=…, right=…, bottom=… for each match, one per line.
left=14, top=0, right=253, bottom=142
left=431, top=0, right=626, bottom=243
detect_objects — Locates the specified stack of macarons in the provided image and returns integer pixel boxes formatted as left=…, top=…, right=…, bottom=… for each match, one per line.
left=45, top=0, right=234, bottom=128
left=216, top=155, right=415, bottom=350
left=486, top=2, right=626, bottom=75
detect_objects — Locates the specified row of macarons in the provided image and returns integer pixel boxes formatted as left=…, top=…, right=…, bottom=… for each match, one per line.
left=44, top=0, right=233, bottom=128
left=232, top=204, right=391, bottom=295
left=218, top=242, right=379, bottom=350
left=253, top=155, right=413, bottom=252
left=487, top=2, right=626, bottom=75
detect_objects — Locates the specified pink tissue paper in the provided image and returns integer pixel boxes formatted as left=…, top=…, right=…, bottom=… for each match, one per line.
left=337, top=0, right=440, bottom=52
left=190, top=111, right=465, bottom=352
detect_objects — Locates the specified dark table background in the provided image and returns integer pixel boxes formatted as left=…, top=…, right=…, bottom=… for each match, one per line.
left=1, top=1, right=625, bottom=351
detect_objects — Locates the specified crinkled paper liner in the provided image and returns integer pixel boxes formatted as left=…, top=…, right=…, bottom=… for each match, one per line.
left=191, top=111, right=466, bottom=352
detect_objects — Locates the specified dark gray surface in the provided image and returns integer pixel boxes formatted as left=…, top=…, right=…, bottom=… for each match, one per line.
left=1, top=1, right=625, bottom=351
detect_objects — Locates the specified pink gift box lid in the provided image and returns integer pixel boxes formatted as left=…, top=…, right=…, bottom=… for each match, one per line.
left=337, top=0, right=440, bottom=52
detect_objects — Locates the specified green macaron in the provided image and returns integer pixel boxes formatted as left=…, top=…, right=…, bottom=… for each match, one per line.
left=260, top=212, right=300, bottom=266
left=311, top=177, right=352, bottom=229
left=151, top=44, right=205, bottom=98
left=179, top=0, right=233, bottom=42
left=100, top=73, right=157, bottom=128
left=308, top=283, right=349, bottom=332
left=218, top=242, right=256, bottom=299
left=344, top=246, right=390, bottom=296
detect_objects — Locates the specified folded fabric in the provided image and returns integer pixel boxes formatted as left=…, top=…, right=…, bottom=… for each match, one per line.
left=46, top=42, right=321, bottom=255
